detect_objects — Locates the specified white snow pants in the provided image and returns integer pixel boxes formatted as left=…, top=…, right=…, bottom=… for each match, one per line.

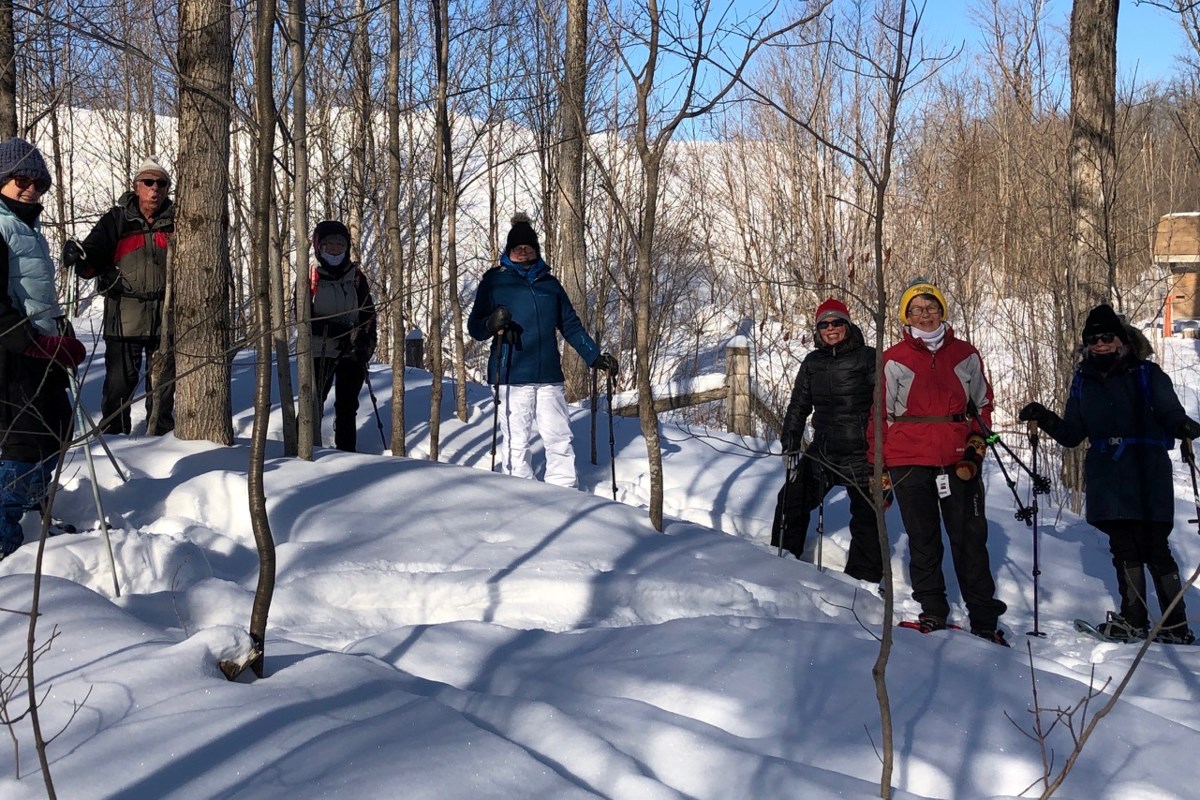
left=499, top=382, right=577, bottom=488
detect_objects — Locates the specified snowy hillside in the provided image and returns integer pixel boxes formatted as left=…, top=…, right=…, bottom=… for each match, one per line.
left=0, top=329, right=1198, bottom=799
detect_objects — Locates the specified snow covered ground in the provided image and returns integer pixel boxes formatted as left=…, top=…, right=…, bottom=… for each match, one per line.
left=1, top=330, right=1199, bottom=799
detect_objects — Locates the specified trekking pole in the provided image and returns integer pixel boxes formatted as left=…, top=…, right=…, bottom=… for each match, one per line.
left=1026, top=422, right=1045, bottom=637
left=983, top=438, right=1036, bottom=525
left=606, top=370, right=617, bottom=500
left=777, top=450, right=798, bottom=558
left=362, top=363, right=388, bottom=450
left=62, top=267, right=127, bottom=482
left=66, top=374, right=121, bottom=597
left=816, top=496, right=825, bottom=572
left=489, top=337, right=506, bottom=472
left=966, top=401, right=1051, bottom=494
left=1182, top=439, right=1200, bottom=529
left=590, top=369, right=598, bottom=465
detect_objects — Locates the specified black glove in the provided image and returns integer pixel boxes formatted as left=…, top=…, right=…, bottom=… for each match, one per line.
left=1018, top=402, right=1047, bottom=422
left=780, top=431, right=802, bottom=453
left=499, top=321, right=523, bottom=347
left=592, top=352, right=619, bottom=375
left=1175, top=417, right=1200, bottom=440
left=486, top=306, right=512, bottom=335
left=62, top=240, right=86, bottom=269
left=353, top=338, right=375, bottom=364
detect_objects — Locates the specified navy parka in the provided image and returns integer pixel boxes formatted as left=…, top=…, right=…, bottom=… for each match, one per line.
left=467, top=255, right=600, bottom=385
left=1047, top=352, right=1188, bottom=524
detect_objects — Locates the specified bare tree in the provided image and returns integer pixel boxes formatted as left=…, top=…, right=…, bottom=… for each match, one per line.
left=0, top=0, right=15, bottom=137
left=174, top=0, right=234, bottom=445
left=289, top=0, right=315, bottom=459
left=386, top=0, right=408, bottom=455
left=555, top=0, right=591, bottom=401
left=428, top=0, right=449, bottom=459
left=242, top=0, right=278, bottom=678
left=595, top=0, right=825, bottom=530
left=1067, top=0, right=1118, bottom=314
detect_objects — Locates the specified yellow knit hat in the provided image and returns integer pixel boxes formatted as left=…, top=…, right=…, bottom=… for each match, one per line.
left=898, top=279, right=948, bottom=325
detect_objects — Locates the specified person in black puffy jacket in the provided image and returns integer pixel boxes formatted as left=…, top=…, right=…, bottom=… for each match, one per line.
left=771, top=299, right=882, bottom=583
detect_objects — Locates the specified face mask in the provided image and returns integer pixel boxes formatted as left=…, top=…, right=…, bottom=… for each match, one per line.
left=321, top=250, right=346, bottom=267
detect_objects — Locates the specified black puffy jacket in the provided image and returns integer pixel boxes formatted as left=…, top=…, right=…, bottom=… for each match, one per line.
left=780, top=323, right=875, bottom=459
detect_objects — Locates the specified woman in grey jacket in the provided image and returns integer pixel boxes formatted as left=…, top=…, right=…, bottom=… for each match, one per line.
left=305, top=220, right=376, bottom=453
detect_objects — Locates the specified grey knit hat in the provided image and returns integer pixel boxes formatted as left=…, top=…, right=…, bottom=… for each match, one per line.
left=133, top=155, right=171, bottom=185
left=0, top=137, right=51, bottom=193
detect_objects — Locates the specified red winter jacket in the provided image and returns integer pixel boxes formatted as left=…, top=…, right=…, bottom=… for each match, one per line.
left=867, top=327, right=993, bottom=468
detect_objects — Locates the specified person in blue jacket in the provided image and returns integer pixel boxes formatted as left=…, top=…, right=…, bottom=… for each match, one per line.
left=0, top=138, right=85, bottom=560
left=468, top=213, right=618, bottom=488
left=1021, top=304, right=1199, bottom=644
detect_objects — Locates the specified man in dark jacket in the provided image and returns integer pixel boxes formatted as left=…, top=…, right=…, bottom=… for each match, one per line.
left=467, top=213, right=617, bottom=488
left=1021, top=304, right=1199, bottom=644
left=63, top=156, right=174, bottom=435
left=0, top=137, right=85, bottom=559
left=772, top=299, right=882, bottom=584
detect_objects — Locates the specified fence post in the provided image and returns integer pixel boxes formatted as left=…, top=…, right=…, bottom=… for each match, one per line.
left=725, top=335, right=751, bottom=436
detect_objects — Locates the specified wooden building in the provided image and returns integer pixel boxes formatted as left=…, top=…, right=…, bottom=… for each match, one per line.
left=1154, top=213, right=1200, bottom=333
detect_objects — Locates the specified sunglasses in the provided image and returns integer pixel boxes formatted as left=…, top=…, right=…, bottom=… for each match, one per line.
left=9, top=175, right=37, bottom=190
left=139, top=178, right=170, bottom=189
left=817, top=318, right=847, bottom=330
left=1085, top=333, right=1118, bottom=345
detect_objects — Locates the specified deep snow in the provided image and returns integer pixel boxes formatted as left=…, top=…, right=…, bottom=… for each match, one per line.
left=1, top=328, right=1198, bottom=799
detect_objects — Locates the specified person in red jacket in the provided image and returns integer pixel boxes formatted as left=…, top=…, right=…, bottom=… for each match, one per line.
left=869, top=278, right=1008, bottom=645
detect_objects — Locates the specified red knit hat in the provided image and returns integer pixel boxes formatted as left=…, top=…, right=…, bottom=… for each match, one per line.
left=815, top=298, right=851, bottom=325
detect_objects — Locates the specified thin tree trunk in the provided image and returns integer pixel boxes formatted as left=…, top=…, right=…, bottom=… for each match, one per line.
left=247, top=0, right=278, bottom=678
left=174, top=0, right=233, bottom=445
left=558, top=0, right=590, bottom=401
left=290, top=0, right=314, bottom=459
left=269, top=197, right=298, bottom=455
left=386, top=0, right=406, bottom=455
left=0, top=0, right=16, bottom=137
left=428, top=0, right=449, bottom=461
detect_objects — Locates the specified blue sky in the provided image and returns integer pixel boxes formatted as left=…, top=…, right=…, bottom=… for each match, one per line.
left=918, top=0, right=1190, bottom=85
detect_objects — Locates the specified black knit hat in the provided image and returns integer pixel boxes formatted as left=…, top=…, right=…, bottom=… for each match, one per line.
left=312, top=220, right=351, bottom=252
left=1082, top=304, right=1127, bottom=343
left=0, top=137, right=51, bottom=194
left=504, top=212, right=540, bottom=257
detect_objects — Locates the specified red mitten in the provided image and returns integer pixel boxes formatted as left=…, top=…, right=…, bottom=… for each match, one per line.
left=25, top=334, right=86, bottom=370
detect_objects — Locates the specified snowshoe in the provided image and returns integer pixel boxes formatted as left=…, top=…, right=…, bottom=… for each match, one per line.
left=898, top=614, right=960, bottom=634
left=1075, top=613, right=1147, bottom=643
left=1154, top=625, right=1196, bottom=645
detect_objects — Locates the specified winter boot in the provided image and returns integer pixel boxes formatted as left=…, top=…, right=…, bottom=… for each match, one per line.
left=1150, top=570, right=1195, bottom=644
left=916, top=613, right=947, bottom=633
left=970, top=628, right=1011, bottom=648
left=1096, top=612, right=1148, bottom=643
left=1114, top=560, right=1150, bottom=629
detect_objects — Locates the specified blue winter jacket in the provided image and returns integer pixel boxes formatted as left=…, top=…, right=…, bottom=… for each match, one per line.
left=467, top=255, right=600, bottom=385
left=1048, top=352, right=1188, bottom=524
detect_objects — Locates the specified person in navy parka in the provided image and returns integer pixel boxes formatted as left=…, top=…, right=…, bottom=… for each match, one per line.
left=467, top=213, right=617, bottom=488
left=1021, top=304, right=1199, bottom=644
